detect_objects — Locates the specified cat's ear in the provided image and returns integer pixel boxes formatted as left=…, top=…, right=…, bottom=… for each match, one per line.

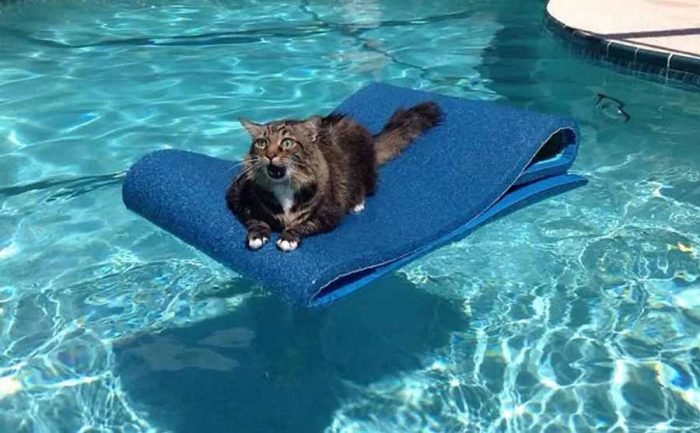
left=307, top=116, right=322, bottom=142
left=308, top=116, right=322, bottom=127
left=239, top=118, right=263, bottom=136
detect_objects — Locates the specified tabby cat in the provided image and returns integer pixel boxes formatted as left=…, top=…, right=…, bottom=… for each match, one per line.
left=226, top=102, right=441, bottom=252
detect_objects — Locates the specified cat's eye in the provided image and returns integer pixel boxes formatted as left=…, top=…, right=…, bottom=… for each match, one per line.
left=281, top=138, right=296, bottom=149
left=253, top=139, right=267, bottom=149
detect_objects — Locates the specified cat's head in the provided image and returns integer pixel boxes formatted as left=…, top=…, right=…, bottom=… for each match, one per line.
left=239, top=117, right=324, bottom=187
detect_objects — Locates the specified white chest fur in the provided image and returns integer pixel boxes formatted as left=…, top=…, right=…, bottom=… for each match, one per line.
left=271, top=183, right=296, bottom=214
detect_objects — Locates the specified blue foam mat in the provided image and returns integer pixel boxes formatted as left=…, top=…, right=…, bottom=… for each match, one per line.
left=122, top=83, right=586, bottom=307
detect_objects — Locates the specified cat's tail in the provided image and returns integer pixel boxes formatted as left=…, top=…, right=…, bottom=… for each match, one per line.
left=373, top=101, right=441, bottom=166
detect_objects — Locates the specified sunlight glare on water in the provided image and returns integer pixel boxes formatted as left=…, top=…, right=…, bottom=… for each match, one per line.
left=1, top=0, right=699, bottom=432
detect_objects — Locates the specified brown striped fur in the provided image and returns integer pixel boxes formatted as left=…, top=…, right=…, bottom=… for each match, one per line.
left=226, top=102, right=441, bottom=251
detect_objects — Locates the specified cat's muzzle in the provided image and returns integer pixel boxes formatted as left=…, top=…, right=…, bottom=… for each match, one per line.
left=266, top=163, right=287, bottom=180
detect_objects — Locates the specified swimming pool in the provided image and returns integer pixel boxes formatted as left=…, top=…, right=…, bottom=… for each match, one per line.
left=1, top=0, right=699, bottom=431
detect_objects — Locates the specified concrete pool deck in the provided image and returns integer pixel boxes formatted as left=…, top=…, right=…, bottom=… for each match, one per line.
left=546, top=0, right=700, bottom=84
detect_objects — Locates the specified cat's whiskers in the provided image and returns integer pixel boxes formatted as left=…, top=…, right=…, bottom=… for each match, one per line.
left=233, top=161, right=262, bottom=184
left=287, top=161, right=315, bottom=185
left=289, top=159, right=313, bottom=172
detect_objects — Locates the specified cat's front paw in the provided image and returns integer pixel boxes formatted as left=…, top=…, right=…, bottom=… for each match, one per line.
left=276, top=231, right=300, bottom=252
left=245, top=221, right=271, bottom=251
left=351, top=200, right=365, bottom=214
left=247, top=235, right=268, bottom=250
left=247, top=230, right=270, bottom=250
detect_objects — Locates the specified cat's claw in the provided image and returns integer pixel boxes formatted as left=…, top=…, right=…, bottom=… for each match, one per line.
left=276, top=238, right=298, bottom=252
left=247, top=236, right=268, bottom=250
left=351, top=201, right=365, bottom=214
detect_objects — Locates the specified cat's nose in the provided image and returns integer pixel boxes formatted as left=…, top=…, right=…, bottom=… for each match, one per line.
left=265, top=154, right=281, bottom=164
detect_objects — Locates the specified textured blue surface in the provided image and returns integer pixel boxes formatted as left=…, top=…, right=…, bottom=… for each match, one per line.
left=122, top=82, right=585, bottom=307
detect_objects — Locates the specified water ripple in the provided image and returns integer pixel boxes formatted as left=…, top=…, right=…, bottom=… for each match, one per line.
left=0, top=171, right=125, bottom=202
left=1, top=0, right=699, bottom=432
left=2, top=7, right=488, bottom=49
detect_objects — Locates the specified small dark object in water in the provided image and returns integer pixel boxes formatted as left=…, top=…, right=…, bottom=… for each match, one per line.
left=596, top=93, right=630, bottom=122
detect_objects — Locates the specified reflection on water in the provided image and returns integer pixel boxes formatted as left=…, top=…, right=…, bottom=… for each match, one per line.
left=1, top=0, right=699, bottom=432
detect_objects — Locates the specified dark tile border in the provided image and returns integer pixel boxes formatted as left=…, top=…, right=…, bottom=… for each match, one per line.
left=544, top=7, right=700, bottom=88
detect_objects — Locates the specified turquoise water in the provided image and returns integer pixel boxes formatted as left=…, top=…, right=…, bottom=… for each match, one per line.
left=1, top=0, right=700, bottom=432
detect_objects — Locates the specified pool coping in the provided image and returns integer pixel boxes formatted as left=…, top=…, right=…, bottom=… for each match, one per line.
left=544, top=4, right=700, bottom=88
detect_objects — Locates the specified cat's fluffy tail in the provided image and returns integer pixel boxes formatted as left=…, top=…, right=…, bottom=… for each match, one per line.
left=373, top=102, right=441, bottom=166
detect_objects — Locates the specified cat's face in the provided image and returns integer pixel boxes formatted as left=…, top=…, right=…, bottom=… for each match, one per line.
left=239, top=117, right=321, bottom=186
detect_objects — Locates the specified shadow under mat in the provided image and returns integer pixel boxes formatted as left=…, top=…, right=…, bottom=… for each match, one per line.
left=114, top=274, right=470, bottom=433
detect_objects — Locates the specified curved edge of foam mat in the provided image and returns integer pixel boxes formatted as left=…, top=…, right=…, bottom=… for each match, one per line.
left=309, top=174, right=587, bottom=307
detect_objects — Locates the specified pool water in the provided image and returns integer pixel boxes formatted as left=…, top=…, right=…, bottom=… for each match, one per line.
left=1, top=0, right=700, bottom=432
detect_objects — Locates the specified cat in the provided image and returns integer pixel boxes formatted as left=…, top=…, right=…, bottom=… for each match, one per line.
left=226, top=101, right=441, bottom=252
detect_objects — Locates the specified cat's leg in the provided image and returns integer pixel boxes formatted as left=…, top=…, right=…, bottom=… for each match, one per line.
left=245, top=219, right=271, bottom=250
left=353, top=161, right=376, bottom=214
left=276, top=229, right=300, bottom=252
left=276, top=223, right=319, bottom=252
left=276, top=214, right=340, bottom=252
left=351, top=185, right=367, bottom=214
